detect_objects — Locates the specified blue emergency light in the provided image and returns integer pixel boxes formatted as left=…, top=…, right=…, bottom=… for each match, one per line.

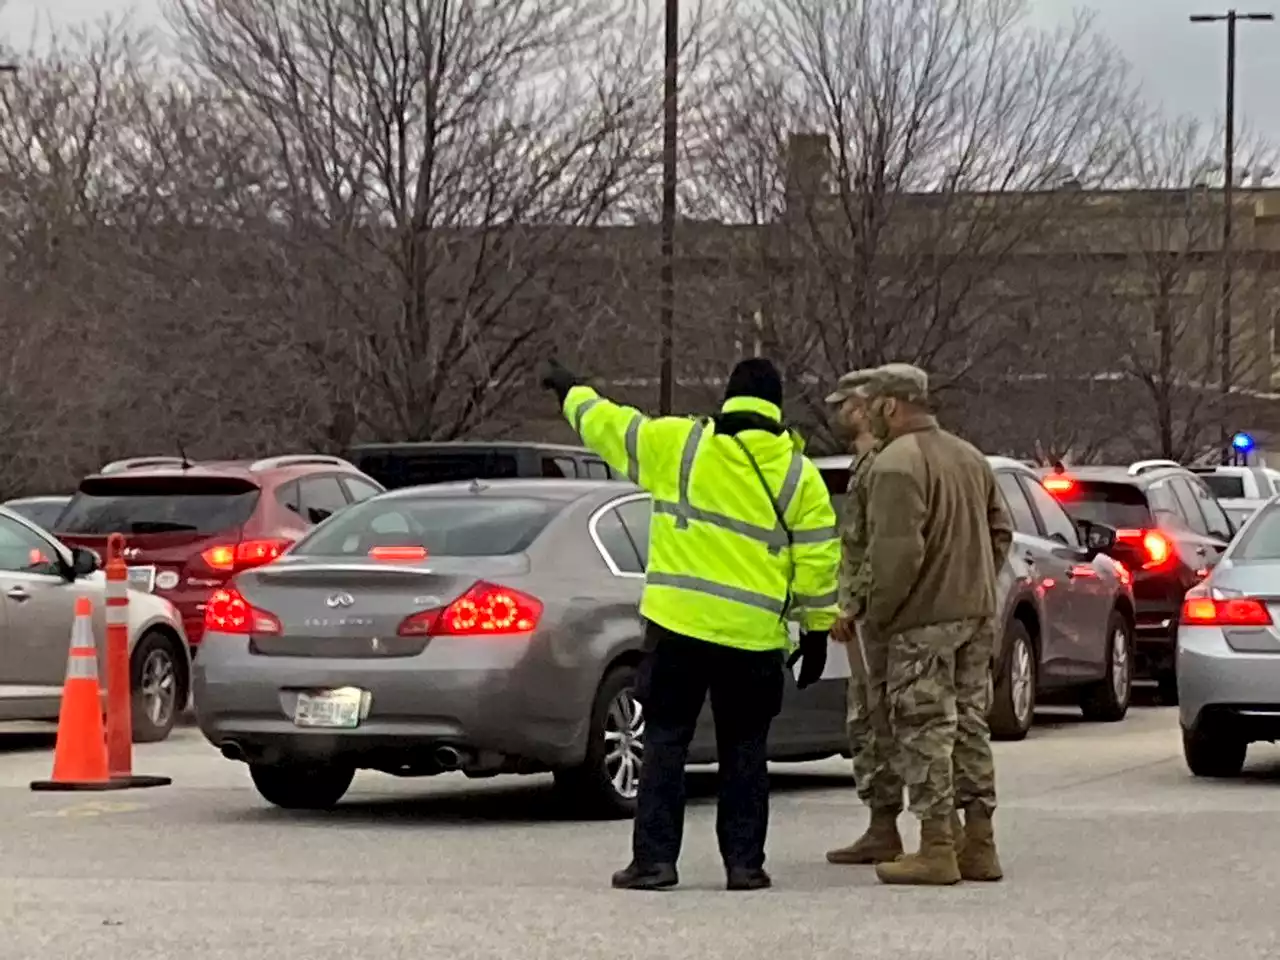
left=1232, top=431, right=1256, bottom=453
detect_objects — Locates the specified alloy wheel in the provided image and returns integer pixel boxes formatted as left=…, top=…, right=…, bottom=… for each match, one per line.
left=1112, top=625, right=1131, bottom=707
left=140, top=648, right=177, bottom=727
left=602, top=689, right=644, bottom=800
left=1011, top=638, right=1034, bottom=727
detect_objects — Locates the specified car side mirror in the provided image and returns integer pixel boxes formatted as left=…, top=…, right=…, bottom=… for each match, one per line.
left=1076, top=519, right=1116, bottom=556
left=69, top=546, right=99, bottom=578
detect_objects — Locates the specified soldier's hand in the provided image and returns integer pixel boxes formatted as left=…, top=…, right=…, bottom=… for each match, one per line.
left=831, top=616, right=857, bottom=645
left=786, top=630, right=829, bottom=690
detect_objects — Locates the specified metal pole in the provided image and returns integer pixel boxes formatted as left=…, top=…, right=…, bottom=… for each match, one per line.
left=658, top=0, right=678, bottom=415
left=1190, top=11, right=1272, bottom=462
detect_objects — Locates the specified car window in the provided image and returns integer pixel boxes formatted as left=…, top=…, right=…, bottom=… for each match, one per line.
left=276, top=480, right=301, bottom=516
left=1187, top=478, right=1233, bottom=541
left=0, top=515, right=61, bottom=576
left=292, top=496, right=561, bottom=557
left=298, top=476, right=349, bottom=525
left=593, top=508, right=643, bottom=575
left=1230, top=503, right=1280, bottom=559
left=1144, top=483, right=1185, bottom=530
left=341, top=476, right=382, bottom=503
left=1167, top=479, right=1209, bottom=536
left=351, top=450, right=519, bottom=489
left=1199, top=473, right=1246, bottom=499
left=58, top=476, right=260, bottom=535
left=584, top=460, right=611, bottom=480
left=614, top=497, right=652, bottom=568
left=5, top=500, right=66, bottom=531
left=1020, top=476, right=1080, bottom=546
left=995, top=473, right=1038, bottom=536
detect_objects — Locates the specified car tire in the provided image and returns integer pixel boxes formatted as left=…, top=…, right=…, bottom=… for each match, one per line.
left=249, top=762, right=355, bottom=810
left=554, top=666, right=643, bottom=820
left=1079, top=611, right=1133, bottom=723
left=990, top=620, right=1036, bottom=741
left=1156, top=668, right=1179, bottom=706
left=1182, top=725, right=1246, bottom=778
left=130, top=631, right=186, bottom=743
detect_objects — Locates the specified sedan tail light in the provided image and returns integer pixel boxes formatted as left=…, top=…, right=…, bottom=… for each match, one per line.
left=1115, top=528, right=1174, bottom=569
left=201, top=538, right=293, bottom=573
left=397, top=581, right=543, bottom=638
left=1181, top=596, right=1273, bottom=627
left=204, top=587, right=282, bottom=635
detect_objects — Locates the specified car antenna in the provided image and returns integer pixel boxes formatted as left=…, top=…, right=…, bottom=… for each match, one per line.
left=177, top=442, right=193, bottom=471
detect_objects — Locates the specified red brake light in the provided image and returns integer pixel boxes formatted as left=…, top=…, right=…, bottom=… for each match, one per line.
left=201, top=538, right=293, bottom=572
left=203, top=587, right=282, bottom=635
left=1115, top=528, right=1173, bottom=569
left=1181, top=596, right=1272, bottom=626
left=397, top=581, right=543, bottom=638
left=1043, top=476, right=1075, bottom=495
left=369, top=545, right=428, bottom=562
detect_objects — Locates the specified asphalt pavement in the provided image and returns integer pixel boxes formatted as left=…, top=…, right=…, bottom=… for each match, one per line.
left=1, top=703, right=1278, bottom=960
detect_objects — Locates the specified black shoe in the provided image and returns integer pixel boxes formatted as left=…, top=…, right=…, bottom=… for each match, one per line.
left=726, top=867, right=772, bottom=891
left=611, top=862, right=679, bottom=891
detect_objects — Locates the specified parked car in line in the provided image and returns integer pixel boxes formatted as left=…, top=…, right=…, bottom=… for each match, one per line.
left=1188, top=465, right=1280, bottom=525
left=3, top=496, right=72, bottom=531
left=0, top=505, right=191, bottom=741
left=195, top=478, right=855, bottom=817
left=347, top=442, right=620, bottom=491
left=1038, top=459, right=1236, bottom=702
left=53, top=455, right=384, bottom=650
left=1177, top=497, right=1280, bottom=777
left=812, top=455, right=1135, bottom=740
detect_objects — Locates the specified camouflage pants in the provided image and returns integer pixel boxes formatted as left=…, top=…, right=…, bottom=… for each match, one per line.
left=885, top=618, right=997, bottom=821
left=845, top=623, right=903, bottom=812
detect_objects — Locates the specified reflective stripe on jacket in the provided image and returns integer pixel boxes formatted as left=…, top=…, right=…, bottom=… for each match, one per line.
left=563, top=385, right=840, bottom=652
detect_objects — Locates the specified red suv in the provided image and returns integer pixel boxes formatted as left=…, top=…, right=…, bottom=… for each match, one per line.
left=55, top=455, right=384, bottom=648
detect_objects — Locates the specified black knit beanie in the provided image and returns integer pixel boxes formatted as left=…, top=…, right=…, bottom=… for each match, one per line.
left=724, top=357, right=784, bottom=410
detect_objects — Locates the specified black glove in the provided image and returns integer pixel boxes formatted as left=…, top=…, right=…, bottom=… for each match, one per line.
left=541, top=358, right=580, bottom=404
left=786, top=630, right=828, bottom=690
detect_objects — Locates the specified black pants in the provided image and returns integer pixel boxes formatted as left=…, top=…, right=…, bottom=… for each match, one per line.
left=632, top=622, right=785, bottom=870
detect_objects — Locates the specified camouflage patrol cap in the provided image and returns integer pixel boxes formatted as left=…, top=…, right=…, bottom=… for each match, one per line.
left=863, top=363, right=929, bottom=404
left=824, top=368, right=878, bottom=405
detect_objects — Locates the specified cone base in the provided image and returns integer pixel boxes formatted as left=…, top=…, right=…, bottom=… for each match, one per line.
left=110, top=774, right=172, bottom=789
left=30, top=778, right=138, bottom=792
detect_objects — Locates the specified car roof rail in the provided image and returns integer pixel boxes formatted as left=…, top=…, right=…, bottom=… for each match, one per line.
left=99, top=456, right=190, bottom=475
left=1128, top=458, right=1182, bottom=476
left=249, top=454, right=355, bottom=472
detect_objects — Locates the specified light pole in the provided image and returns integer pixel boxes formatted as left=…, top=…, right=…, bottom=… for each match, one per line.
left=658, top=0, right=677, bottom=414
left=1190, top=10, right=1273, bottom=461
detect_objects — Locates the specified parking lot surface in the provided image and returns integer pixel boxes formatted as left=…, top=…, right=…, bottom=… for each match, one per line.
left=2, top=704, right=1279, bottom=960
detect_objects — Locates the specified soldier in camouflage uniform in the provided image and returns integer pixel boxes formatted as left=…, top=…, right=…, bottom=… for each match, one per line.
left=822, top=370, right=906, bottom=865
left=860, top=364, right=1014, bottom=886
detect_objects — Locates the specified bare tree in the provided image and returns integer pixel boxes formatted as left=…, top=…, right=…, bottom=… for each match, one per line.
left=167, top=0, right=664, bottom=445
left=688, top=0, right=1136, bottom=433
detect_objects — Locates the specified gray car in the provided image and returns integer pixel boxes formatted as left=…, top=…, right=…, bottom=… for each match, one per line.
left=0, top=505, right=191, bottom=740
left=813, top=455, right=1136, bottom=740
left=3, top=496, right=71, bottom=531
left=1178, top=497, right=1280, bottom=776
left=194, top=479, right=852, bottom=817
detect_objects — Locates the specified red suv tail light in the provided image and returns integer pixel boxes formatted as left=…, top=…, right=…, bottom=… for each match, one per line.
left=204, top=587, right=282, bottom=635
left=201, top=538, right=293, bottom=573
left=1115, top=528, right=1174, bottom=569
left=1181, top=596, right=1272, bottom=627
left=397, top=581, right=543, bottom=638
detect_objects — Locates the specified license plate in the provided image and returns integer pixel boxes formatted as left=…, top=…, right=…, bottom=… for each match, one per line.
left=293, top=688, right=368, bottom=729
left=127, top=566, right=156, bottom=592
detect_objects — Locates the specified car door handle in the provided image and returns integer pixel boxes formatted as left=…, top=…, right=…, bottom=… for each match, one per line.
left=4, top=585, right=30, bottom=601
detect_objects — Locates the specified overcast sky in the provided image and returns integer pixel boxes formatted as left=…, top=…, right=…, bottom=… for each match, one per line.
left=5, top=0, right=1280, bottom=137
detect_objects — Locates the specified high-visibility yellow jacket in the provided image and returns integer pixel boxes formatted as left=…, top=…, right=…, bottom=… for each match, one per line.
left=563, top=386, right=840, bottom=652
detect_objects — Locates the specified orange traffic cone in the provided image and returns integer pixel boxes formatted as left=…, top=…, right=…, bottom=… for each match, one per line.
left=31, top=597, right=130, bottom=792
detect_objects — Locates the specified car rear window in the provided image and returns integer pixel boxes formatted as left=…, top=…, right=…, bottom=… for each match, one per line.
left=1054, top=481, right=1153, bottom=530
left=57, top=476, right=261, bottom=535
left=1231, top=504, right=1280, bottom=559
left=8, top=500, right=68, bottom=530
left=291, top=496, right=561, bottom=557
left=350, top=450, right=520, bottom=489
left=1197, top=474, right=1246, bottom=499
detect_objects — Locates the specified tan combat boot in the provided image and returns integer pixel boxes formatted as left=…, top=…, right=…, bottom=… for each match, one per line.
left=951, top=809, right=966, bottom=860
left=956, top=807, right=1003, bottom=882
left=826, top=809, right=904, bottom=864
left=874, top=816, right=962, bottom=886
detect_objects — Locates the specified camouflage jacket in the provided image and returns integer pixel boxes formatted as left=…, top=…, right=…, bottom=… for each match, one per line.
left=837, top=444, right=880, bottom=618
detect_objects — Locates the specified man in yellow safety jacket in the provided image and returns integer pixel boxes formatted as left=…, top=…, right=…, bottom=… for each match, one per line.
left=542, top=356, right=840, bottom=892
